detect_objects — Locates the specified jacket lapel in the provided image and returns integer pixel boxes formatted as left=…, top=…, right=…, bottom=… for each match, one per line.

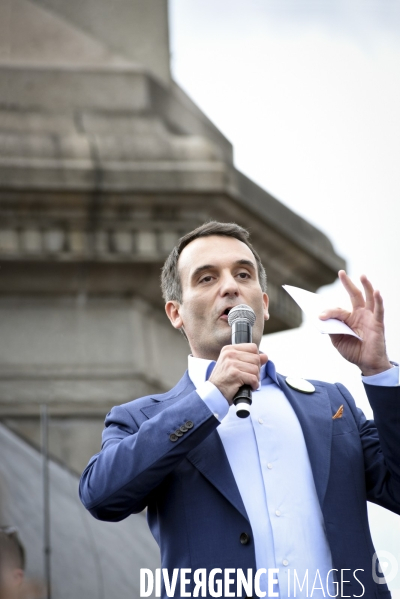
left=186, top=433, right=249, bottom=522
left=140, top=372, right=249, bottom=522
left=277, top=373, right=333, bottom=508
left=140, top=372, right=195, bottom=418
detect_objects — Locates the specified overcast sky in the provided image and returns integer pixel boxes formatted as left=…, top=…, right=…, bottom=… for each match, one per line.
left=169, top=0, right=400, bottom=591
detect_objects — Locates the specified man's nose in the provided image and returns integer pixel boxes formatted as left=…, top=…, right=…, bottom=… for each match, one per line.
left=219, top=273, right=239, bottom=296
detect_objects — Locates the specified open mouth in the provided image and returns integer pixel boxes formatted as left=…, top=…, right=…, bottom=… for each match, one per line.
left=220, top=307, right=232, bottom=320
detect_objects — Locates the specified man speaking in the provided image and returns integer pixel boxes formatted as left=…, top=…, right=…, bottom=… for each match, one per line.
left=79, top=221, right=399, bottom=598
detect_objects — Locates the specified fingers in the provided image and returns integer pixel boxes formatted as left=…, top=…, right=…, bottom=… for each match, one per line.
left=373, top=289, right=384, bottom=324
left=210, top=344, right=267, bottom=401
left=338, top=270, right=365, bottom=309
left=222, top=344, right=264, bottom=388
left=226, top=343, right=262, bottom=363
left=360, top=274, right=375, bottom=312
left=319, top=307, right=350, bottom=322
left=360, top=275, right=384, bottom=323
left=339, top=270, right=383, bottom=318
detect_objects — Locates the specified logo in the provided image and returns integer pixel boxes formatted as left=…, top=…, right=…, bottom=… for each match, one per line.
left=372, top=551, right=398, bottom=585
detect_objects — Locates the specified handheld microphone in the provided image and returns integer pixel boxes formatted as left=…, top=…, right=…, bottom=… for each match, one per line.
left=227, top=304, right=256, bottom=418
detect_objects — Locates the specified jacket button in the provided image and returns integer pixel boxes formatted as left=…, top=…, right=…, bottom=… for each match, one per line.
left=169, top=433, right=178, bottom=442
left=180, top=424, right=188, bottom=433
left=185, top=421, right=194, bottom=429
left=240, top=532, right=250, bottom=545
left=175, top=429, right=183, bottom=437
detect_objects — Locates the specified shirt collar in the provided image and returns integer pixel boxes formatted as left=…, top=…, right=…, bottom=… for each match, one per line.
left=188, top=354, right=280, bottom=389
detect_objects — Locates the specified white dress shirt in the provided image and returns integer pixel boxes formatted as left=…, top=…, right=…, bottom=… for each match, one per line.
left=188, top=356, right=399, bottom=598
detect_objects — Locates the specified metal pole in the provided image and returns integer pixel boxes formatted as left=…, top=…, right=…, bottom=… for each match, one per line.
left=41, top=404, right=51, bottom=599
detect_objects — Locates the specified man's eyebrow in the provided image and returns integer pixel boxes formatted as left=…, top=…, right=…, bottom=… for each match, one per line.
left=191, top=264, right=214, bottom=280
left=236, top=259, right=256, bottom=271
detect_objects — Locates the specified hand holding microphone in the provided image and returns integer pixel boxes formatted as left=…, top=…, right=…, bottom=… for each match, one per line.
left=208, top=304, right=267, bottom=417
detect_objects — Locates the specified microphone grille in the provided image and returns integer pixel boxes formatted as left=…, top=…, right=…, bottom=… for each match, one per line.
left=227, top=304, right=256, bottom=327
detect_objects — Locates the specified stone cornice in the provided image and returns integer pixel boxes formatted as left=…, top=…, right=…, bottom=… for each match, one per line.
left=0, top=65, right=233, bottom=162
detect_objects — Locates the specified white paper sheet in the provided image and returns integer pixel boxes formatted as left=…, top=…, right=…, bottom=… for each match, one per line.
left=282, top=285, right=362, bottom=341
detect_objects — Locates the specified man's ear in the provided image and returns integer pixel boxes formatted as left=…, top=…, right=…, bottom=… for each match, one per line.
left=165, top=301, right=184, bottom=329
left=263, top=293, right=270, bottom=321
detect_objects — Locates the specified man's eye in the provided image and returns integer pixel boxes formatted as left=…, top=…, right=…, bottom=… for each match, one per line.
left=200, top=275, right=213, bottom=283
left=238, top=272, right=250, bottom=279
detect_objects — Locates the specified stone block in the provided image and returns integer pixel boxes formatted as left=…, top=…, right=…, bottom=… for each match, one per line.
left=43, top=229, right=65, bottom=253
left=0, top=229, right=19, bottom=253
left=137, top=230, right=157, bottom=254
left=113, top=230, right=133, bottom=254
left=159, top=230, right=178, bottom=253
left=69, top=230, right=86, bottom=254
left=94, top=230, right=109, bottom=254
left=35, top=0, right=171, bottom=85
left=21, top=229, right=42, bottom=254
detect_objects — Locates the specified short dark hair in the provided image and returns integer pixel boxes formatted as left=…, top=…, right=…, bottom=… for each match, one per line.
left=0, top=527, right=25, bottom=570
left=161, top=221, right=267, bottom=303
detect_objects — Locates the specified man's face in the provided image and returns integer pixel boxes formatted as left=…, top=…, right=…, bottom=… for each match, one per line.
left=165, top=235, right=269, bottom=360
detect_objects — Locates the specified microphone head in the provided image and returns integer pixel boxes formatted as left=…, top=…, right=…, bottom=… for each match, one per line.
left=227, top=304, right=256, bottom=327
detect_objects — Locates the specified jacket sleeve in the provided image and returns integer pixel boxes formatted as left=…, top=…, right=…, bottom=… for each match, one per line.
left=79, top=390, right=219, bottom=521
left=338, top=383, right=400, bottom=513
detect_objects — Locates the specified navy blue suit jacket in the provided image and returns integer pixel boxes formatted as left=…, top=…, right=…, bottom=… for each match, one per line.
left=79, top=373, right=400, bottom=598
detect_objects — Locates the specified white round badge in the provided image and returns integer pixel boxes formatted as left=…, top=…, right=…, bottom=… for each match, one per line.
left=285, top=377, right=315, bottom=394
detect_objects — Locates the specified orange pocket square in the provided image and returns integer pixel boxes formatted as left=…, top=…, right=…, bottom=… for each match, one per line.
left=332, top=405, right=344, bottom=420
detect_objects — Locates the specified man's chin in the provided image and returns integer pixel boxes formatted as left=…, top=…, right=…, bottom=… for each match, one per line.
left=190, top=331, right=232, bottom=361
left=212, top=329, right=232, bottom=352
left=215, top=321, right=231, bottom=338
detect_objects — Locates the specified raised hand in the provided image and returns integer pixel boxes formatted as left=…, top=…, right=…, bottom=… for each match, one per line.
left=319, top=270, right=392, bottom=376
